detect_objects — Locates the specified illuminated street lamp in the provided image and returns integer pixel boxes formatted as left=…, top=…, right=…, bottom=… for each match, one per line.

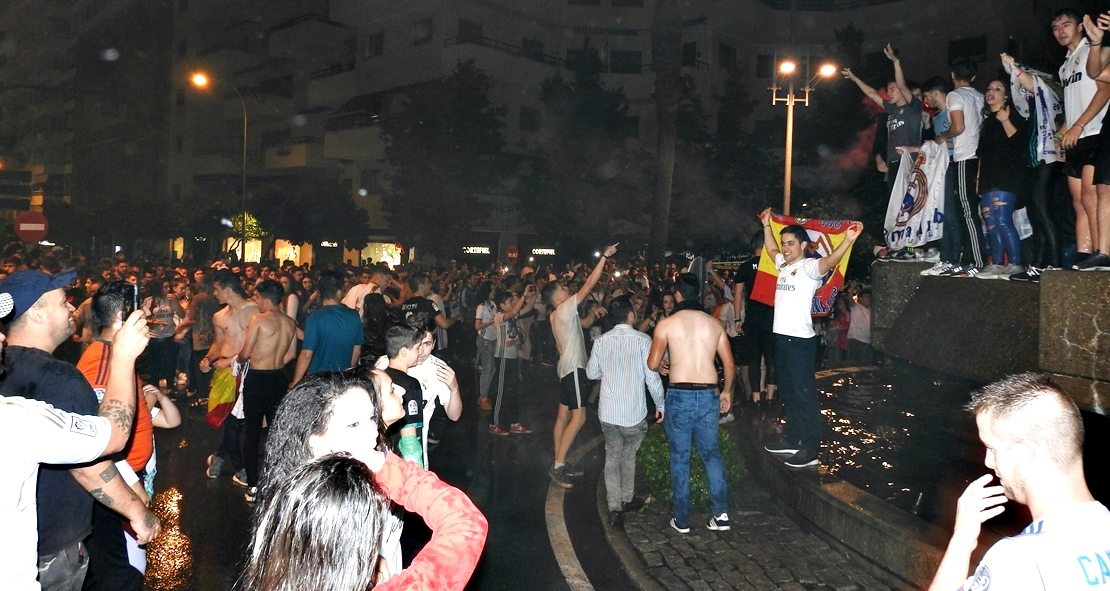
left=191, top=71, right=249, bottom=261
left=770, top=57, right=838, bottom=216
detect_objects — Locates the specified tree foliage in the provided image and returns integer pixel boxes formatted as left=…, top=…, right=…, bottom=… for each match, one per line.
left=380, top=60, right=509, bottom=257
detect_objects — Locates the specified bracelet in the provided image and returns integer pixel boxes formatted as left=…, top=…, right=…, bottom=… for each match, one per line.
left=999, top=118, right=1010, bottom=123
left=763, top=225, right=770, bottom=228
left=1093, top=42, right=1102, bottom=46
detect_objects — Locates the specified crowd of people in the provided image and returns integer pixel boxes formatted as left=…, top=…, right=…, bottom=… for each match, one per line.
left=856, top=9, right=1110, bottom=280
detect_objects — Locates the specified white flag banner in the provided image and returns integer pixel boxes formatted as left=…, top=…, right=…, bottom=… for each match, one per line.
left=884, top=141, right=948, bottom=249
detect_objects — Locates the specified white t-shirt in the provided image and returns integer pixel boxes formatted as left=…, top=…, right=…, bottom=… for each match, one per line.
left=372, top=354, right=453, bottom=469
left=772, top=254, right=823, bottom=338
left=341, top=283, right=376, bottom=318
left=0, top=396, right=112, bottom=591
left=846, top=303, right=871, bottom=343
left=1060, top=38, right=1107, bottom=138
left=946, top=86, right=985, bottom=162
left=551, top=293, right=588, bottom=378
left=475, top=300, right=497, bottom=342
left=962, top=501, right=1110, bottom=590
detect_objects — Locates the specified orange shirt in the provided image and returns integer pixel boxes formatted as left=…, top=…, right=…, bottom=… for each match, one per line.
left=77, top=340, right=154, bottom=472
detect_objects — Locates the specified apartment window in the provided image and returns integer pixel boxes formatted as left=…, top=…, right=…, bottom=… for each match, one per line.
left=719, top=44, right=737, bottom=70
left=360, top=169, right=380, bottom=194
left=519, top=106, right=539, bottom=132
left=175, top=135, right=184, bottom=154
left=611, top=0, right=643, bottom=5
left=566, top=48, right=599, bottom=72
left=413, top=18, right=433, bottom=46
left=172, top=184, right=182, bottom=201
left=177, top=38, right=188, bottom=58
left=609, top=50, right=642, bottom=74
left=948, top=36, right=987, bottom=64
left=568, top=0, right=601, bottom=4
left=367, top=32, right=384, bottom=57
left=755, top=54, right=773, bottom=78
left=175, top=88, right=185, bottom=106
left=522, top=38, right=544, bottom=62
left=458, top=19, right=482, bottom=44
left=682, top=42, right=697, bottom=67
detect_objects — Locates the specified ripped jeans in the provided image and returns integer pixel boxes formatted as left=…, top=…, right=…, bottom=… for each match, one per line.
left=980, top=190, right=1022, bottom=266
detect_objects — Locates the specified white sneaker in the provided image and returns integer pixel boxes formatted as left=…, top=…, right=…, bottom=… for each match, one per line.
left=920, top=261, right=952, bottom=276
left=718, top=412, right=735, bottom=425
left=923, top=248, right=940, bottom=263
left=976, top=264, right=1006, bottom=279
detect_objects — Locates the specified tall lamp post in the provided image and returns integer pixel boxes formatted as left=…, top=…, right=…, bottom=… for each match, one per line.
left=191, top=72, right=248, bottom=262
left=770, top=59, right=838, bottom=216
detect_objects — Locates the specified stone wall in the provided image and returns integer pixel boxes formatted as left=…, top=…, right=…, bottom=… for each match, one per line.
left=1039, top=271, right=1110, bottom=414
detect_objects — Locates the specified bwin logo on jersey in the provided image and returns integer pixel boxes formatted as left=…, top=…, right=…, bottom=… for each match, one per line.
left=895, top=153, right=930, bottom=229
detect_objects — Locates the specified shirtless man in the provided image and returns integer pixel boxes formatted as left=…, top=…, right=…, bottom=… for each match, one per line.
left=236, top=279, right=297, bottom=500
left=540, top=243, right=618, bottom=489
left=648, top=272, right=734, bottom=534
left=199, top=269, right=258, bottom=481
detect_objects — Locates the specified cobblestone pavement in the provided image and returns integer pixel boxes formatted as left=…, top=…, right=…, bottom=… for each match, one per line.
left=620, top=478, right=893, bottom=591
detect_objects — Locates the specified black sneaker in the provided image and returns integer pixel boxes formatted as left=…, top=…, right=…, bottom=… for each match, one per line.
left=707, top=513, right=731, bottom=531
left=608, top=511, right=624, bottom=526
left=784, top=450, right=819, bottom=468
left=764, top=440, right=799, bottom=454
left=563, top=463, right=585, bottom=478
left=669, top=518, right=690, bottom=534
left=622, top=497, right=645, bottom=513
left=1008, top=266, right=1041, bottom=283
left=1074, top=252, right=1110, bottom=271
left=548, top=465, right=573, bottom=489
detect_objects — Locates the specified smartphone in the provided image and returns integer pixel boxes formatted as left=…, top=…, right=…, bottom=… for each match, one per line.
left=121, top=283, right=139, bottom=318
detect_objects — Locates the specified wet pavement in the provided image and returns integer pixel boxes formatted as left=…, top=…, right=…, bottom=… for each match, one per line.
left=143, top=362, right=639, bottom=591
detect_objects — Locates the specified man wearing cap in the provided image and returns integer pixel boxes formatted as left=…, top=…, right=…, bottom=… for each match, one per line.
left=0, top=269, right=159, bottom=591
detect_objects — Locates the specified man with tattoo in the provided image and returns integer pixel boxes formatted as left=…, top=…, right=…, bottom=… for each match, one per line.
left=199, top=270, right=258, bottom=483
left=0, top=269, right=159, bottom=591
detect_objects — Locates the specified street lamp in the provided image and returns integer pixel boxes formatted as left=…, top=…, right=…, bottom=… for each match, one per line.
left=191, top=71, right=249, bottom=262
left=770, top=57, right=837, bottom=216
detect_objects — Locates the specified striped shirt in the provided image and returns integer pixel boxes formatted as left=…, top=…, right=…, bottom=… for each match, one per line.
left=586, top=324, right=665, bottom=427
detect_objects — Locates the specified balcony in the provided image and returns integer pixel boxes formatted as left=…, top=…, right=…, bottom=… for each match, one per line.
left=444, top=34, right=565, bottom=68
left=264, top=136, right=326, bottom=169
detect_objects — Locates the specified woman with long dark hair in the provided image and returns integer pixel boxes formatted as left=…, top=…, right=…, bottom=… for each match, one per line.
left=976, top=78, right=1032, bottom=279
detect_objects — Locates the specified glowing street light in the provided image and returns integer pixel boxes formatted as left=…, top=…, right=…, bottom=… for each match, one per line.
left=190, top=71, right=249, bottom=261
left=770, top=56, right=838, bottom=216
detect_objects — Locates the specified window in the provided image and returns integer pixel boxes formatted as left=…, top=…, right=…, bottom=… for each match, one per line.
left=360, top=169, right=380, bottom=194
left=413, top=18, right=433, bottom=46
left=755, top=54, right=773, bottom=79
left=458, top=19, right=482, bottom=44
left=609, top=49, right=641, bottom=74
left=175, top=135, right=184, bottom=154
left=948, top=36, right=987, bottom=64
left=175, top=88, right=185, bottom=107
left=719, top=44, right=737, bottom=70
left=566, top=48, right=599, bottom=72
left=611, top=0, right=643, bottom=5
left=682, top=42, right=697, bottom=67
left=177, top=38, right=188, bottom=58
left=172, top=184, right=182, bottom=200
left=367, top=32, right=384, bottom=57
left=519, top=106, right=539, bottom=132
left=522, top=38, right=544, bottom=62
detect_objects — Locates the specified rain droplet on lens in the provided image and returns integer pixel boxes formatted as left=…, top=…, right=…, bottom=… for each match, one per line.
left=292, top=114, right=307, bottom=126
left=100, top=48, right=120, bottom=61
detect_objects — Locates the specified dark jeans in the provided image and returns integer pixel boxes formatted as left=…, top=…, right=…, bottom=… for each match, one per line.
left=218, top=415, right=244, bottom=472
left=189, top=348, right=211, bottom=397
left=82, top=504, right=143, bottom=591
left=1024, top=163, right=1063, bottom=268
left=940, top=159, right=986, bottom=266
left=663, top=388, right=729, bottom=527
left=743, top=317, right=776, bottom=391
left=491, top=356, right=520, bottom=428
left=38, top=541, right=89, bottom=591
left=144, top=337, right=177, bottom=387
left=242, top=369, right=288, bottom=487
left=981, top=190, right=1022, bottom=266
left=775, top=334, right=820, bottom=455
left=846, top=338, right=874, bottom=366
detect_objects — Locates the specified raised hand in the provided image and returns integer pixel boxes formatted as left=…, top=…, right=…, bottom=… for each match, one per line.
left=950, top=474, right=1007, bottom=546
left=883, top=43, right=897, bottom=62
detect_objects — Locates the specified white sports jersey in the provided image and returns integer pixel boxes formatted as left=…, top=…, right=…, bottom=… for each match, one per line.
left=961, top=501, right=1110, bottom=590
left=772, top=253, right=824, bottom=338
left=946, top=87, right=985, bottom=162
left=1059, top=38, right=1107, bottom=138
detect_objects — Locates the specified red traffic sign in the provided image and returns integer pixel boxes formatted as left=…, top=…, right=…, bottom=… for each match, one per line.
left=506, top=245, right=519, bottom=265
left=15, top=210, right=48, bottom=243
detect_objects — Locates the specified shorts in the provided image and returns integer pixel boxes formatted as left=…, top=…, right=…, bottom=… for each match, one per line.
left=1063, top=135, right=1099, bottom=179
left=1096, top=125, right=1110, bottom=185
left=559, top=368, right=589, bottom=410
left=729, top=334, right=755, bottom=366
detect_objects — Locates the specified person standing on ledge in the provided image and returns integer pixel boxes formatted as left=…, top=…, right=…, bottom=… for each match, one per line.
left=928, top=373, right=1109, bottom=590
left=760, top=209, right=862, bottom=468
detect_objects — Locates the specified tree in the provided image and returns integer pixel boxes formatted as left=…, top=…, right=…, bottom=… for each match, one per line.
left=379, top=60, right=509, bottom=257
left=647, top=0, right=682, bottom=263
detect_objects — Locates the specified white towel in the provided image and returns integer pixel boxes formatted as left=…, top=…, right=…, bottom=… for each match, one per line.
left=1009, top=64, right=1063, bottom=164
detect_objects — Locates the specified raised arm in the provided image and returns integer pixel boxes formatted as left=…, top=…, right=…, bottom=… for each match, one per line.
left=884, top=44, right=912, bottom=104
left=100, top=310, right=150, bottom=452
left=1084, top=15, right=1110, bottom=77
left=575, top=244, right=618, bottom=300
left=758, top=208, right=781, bottom=260
left=842, top=68, right=884, bottom=107
left=817, top=222, right=863, bottom=276
left=1001, top=53, right=1035, bottom=93
left=928, top=474, right=1006, bottom=591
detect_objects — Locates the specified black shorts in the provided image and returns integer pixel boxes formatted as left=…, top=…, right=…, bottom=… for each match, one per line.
left=559, top=368, right=589, bottom=410
left=1095, top=125, right=1110, bottom=185
left=1063, top=135, right=1100, bottom=179
left=730, top=334, right=755, bottom=366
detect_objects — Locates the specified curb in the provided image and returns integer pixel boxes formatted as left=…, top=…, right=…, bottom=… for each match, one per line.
left=595, top=478, right=665, bottom=591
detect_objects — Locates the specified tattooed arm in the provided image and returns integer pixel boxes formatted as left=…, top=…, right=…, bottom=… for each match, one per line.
left=98, top=310, right=150, bottom=452
left=71, top=459, right=160, bottom=544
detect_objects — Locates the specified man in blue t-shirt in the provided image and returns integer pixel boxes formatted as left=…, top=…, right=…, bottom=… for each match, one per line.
left=291, top=271, right=362, bottom=386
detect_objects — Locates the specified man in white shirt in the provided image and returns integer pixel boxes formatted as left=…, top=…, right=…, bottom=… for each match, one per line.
left=0, top=308, right=152, bottom=591
left=540, top=243, right=617, bottom=489
left=758, top=210, right=862, bottom=468
left=928, top=373, right=1110, bottom=591
left=1071, top=9, right=1110, bottom=271
left=933, top=59, right=987, bottom=270
left=586, top=295, right=664, bottom=526
left=341, top=266, right=393, bottom=318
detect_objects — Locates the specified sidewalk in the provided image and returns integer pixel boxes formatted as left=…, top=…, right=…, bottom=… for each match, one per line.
left=602, top=425, right=894, bottom=591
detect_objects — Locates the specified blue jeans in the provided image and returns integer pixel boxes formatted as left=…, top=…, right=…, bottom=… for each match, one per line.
left=663, top=388, right=729, bottom=527
left=775, top=334, right=820, bottom=455
left=981, top=190, right=1022, bottom=266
